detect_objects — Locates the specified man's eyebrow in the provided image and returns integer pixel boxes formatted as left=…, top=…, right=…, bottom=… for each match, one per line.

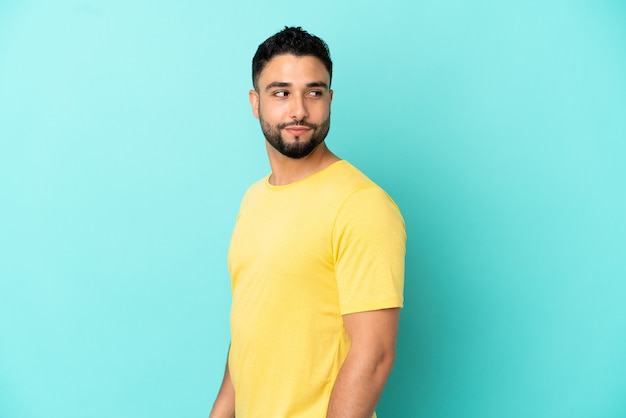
left=306, top=82, right=329, bottom=89
left=265, top=82, right=291, bottom=91
left=264, top=81, right=329, bottom=91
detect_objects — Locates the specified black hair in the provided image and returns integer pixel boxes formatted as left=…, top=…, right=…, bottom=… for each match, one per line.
left=252, top=26, right=333, bottom=90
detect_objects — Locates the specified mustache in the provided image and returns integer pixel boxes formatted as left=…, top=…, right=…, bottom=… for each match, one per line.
left=277, top=120, right=317, bottom=129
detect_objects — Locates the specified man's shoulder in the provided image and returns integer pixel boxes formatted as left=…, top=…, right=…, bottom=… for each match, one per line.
left=331, top=162, right=402, bottom=216
left=238, top=176, right=268, bottom=205
left=323, top=160, right=387, bottom=197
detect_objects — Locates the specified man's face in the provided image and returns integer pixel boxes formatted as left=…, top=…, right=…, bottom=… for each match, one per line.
left=250, top=54, right=333, bottom=159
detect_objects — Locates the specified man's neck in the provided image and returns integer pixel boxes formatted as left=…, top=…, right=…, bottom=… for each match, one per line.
left=266, top=142, right=341, bottom=186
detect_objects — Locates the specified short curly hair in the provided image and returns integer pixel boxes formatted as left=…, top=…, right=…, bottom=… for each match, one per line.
left=252, top=26, right=333, bottom=90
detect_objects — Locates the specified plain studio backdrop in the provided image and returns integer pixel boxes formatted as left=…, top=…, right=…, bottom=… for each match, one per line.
left=1, top=1, right=625, bottom=417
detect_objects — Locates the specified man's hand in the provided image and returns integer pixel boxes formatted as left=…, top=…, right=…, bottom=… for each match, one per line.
left=326, top=308, right=400, bottom=418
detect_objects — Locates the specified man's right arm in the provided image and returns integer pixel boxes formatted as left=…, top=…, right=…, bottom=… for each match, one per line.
left=209, top=353, right=235, bottom=418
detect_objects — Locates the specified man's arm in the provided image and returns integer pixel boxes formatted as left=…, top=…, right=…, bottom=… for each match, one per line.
left=209, top=352, right=235, bottom=418
left=326, top=308, right=400, bottom=418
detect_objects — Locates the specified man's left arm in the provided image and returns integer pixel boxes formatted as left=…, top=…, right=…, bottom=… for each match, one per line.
left=326, top=307, right=400, bottom=418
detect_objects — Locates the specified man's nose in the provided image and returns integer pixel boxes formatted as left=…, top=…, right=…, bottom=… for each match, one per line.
left=290, top=95, right=308, bottom=121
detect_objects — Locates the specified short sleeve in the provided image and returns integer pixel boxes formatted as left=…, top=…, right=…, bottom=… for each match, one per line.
left=332, top=187, right=406, bottom=314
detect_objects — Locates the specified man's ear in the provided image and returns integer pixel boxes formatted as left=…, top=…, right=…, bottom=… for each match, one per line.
left=249, top=90, right=260, bottom=119
left=329, top=89, right=334, bottom=103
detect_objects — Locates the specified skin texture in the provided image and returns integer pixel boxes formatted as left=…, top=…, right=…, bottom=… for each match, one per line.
left=209, top=53, right=399, bottom=417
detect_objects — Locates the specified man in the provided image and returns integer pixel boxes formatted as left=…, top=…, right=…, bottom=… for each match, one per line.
left=209, top=27, right=406, bottom=418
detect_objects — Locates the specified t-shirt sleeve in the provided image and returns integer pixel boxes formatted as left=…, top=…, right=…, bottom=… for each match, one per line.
left=332, top=186, right=406, bottom=315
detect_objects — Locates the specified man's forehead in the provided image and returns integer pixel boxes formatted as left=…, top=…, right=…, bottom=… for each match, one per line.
left=259, top=54, right=330, bottom=82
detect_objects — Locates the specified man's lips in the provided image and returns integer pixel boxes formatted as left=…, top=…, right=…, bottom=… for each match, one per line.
left=284, top=126, right=311, bottom=135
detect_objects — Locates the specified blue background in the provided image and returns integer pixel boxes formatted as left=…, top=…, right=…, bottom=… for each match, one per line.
left=1, top=1, right=625, bottom=417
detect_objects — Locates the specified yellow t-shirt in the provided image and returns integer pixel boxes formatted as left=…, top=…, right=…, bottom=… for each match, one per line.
left=227, top=160, right=406, bottom=417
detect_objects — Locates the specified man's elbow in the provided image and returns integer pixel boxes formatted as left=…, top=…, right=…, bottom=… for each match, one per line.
left=369, top=346, right=396, bottom=380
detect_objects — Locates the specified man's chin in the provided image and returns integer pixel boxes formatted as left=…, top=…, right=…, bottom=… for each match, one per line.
left=276, top=140, right=319, bottom=159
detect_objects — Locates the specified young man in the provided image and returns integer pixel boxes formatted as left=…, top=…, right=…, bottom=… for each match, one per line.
left=209, top=27, right=406, bottom=418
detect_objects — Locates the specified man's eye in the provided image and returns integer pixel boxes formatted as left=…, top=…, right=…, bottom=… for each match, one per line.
left=309, top=90, right=322, bottom=97
left=274, top=91, right=288, bottom=97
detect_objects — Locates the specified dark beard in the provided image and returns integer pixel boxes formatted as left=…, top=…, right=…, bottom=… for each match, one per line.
left=260, top=116, right=331, bottom=159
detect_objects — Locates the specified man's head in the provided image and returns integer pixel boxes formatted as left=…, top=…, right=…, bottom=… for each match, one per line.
left=250, top=27, right=334, bottom=159
left=252, top=26, right=333, bottom=91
